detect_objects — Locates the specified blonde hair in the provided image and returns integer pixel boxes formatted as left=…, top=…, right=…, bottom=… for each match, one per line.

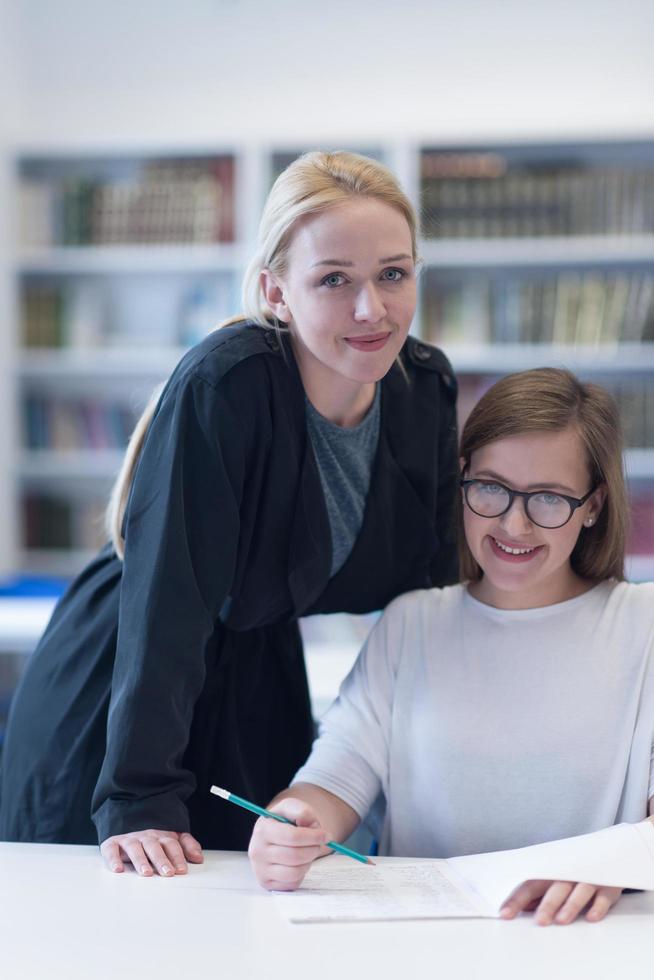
left=458, top=368, right=629, bottom=583
left=241, top=150, right=419, bottom=326
left=107, top=150, right=418, bottom=558
left=106, top=384, right=164, bottom=559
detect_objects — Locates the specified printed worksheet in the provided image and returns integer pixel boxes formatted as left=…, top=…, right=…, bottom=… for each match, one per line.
left=274, top=820, right=654, bottom=924
left=275, top=860, right=491, bottom=923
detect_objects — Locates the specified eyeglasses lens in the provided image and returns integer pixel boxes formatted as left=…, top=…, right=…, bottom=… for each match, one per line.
left=466, top=482, right=510, bottom=516
left=525, top=494, right=572, bottom=528
left=466, top=483, right=572, bottom=528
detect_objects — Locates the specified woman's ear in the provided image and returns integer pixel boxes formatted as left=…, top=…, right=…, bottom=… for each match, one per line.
left=459, top=456, right=467, bottom=476
left=260, top=269, right=291, bottom=322
left=583, top=484, right=607, bottom=527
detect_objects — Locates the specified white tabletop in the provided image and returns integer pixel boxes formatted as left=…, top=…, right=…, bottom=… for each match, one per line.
left=1, top=843, right=652, bottom=980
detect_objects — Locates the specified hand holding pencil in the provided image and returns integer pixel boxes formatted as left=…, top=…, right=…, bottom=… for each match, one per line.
left=211, top=785, right=373, bottom=892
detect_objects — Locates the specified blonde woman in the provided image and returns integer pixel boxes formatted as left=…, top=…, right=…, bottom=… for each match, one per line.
left=249, top=368, right=654, bottom=926
left=0, top=152, right=459, bottom=873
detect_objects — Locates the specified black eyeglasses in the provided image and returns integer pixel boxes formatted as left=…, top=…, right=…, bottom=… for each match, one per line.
left=460, top=478, right=596, bottom=529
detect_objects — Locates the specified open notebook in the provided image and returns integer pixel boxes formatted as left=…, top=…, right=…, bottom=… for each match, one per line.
left=274, top=819, right=654, bottom=923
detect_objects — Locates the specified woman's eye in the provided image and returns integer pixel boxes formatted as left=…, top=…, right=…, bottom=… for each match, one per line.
left=321, top=273, right=347, bottom=288
left=536, top=493, right=564, bottom=506
left=480, top=482, right=504, bottom=495
left=380, top=268, right=404, bottom=282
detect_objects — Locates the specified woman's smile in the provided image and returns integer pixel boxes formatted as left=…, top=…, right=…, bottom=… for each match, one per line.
left=342, top=330, right=393, bottom=352
left=487, top=535, right=545, bottom=563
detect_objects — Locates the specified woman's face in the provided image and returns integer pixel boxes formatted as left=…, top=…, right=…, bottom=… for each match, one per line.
left=462, top=426, right=606, bottom=609
left=263, top=198, right=417, bottom=392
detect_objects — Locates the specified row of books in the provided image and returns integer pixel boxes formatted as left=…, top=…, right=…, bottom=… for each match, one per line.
left=21, top=279, right=236, bottom=349
left=23, top=495, right=106, bottom=551
left=422, top=271, right=654, bottom=346
left=24, top=397, right=137, bottom=451
left=19, top=158, right=235, bottom=247
left=420, top=152, right=654, bottom=238
left=606, top=382, right=654, bottom=449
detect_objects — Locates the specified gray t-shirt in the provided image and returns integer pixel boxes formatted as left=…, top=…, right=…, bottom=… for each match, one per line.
left=293, top=580, right=654, bottom=857
left=306, top=386, right=381, bottom=577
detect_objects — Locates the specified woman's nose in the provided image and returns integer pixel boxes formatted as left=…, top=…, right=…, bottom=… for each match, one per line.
left=498, top=497, right=533, bottom=536
left=353, top=283, right=386, bottom=323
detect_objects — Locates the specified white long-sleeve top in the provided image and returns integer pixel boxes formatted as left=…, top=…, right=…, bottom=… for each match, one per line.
left=293, top=581, right=654, bottom=857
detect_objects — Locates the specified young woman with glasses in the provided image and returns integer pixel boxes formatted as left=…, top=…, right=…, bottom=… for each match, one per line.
left=248, top=367, right=654, bottom=927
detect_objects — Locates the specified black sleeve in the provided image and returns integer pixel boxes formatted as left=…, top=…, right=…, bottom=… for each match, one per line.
left=431, top=373, right=460, bottom=587
left=92, top=368, right=257, bottom=841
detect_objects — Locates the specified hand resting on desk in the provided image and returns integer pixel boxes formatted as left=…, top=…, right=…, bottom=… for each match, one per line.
left=100, top=829, right=204, bottom=877
left=499, top=879, right=623, bottom=925
left=500, top=810, right=654, bottom=925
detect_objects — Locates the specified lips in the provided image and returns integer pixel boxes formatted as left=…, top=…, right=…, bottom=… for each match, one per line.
left=489, top=536, right=544, bottom=563
left=343, top=332, right=392, bottom=352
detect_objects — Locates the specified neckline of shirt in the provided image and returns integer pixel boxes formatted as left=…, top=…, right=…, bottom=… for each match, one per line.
left=305, top=383, right=380, bottom=433
left=461, top=579, right=617, bottom=621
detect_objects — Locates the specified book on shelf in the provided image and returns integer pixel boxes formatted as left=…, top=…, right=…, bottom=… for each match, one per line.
left=420, top=150, right=654, bottom=239
left=23, top=397, right=137, bottom=451
left=422, top=270, right=654, bottom=346
left=23, top=496, right=107, bottom=552
left=18, top=156, right=235, bottom=248
left=21, top=275, right=237, bottom=351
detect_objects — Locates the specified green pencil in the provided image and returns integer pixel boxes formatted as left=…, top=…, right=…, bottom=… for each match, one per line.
left=210, top=785, right=375, bottom=865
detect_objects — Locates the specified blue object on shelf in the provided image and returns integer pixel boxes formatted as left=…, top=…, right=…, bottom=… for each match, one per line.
left=0, top=575, right=69, bottom=598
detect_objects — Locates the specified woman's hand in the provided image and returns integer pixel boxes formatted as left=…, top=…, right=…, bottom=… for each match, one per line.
left=100, top=830, right=204, bottom=876
left=500, top=879, right=623, bottom=925
left=248, top=797, right=329, bottom=891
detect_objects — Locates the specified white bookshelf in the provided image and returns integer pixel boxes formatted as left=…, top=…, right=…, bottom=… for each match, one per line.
left=4, top=139, right=654, bottom=578
left=15, top=242, right=246, bottom=275
left=420, top=235, right=654, bottom=269
left=18, top=347, right=186, bottom=378
left=447, top=342, right=654, bottom=375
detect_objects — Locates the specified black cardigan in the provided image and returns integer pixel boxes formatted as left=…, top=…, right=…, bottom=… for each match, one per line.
left=0, top=323, right=458, bottom=849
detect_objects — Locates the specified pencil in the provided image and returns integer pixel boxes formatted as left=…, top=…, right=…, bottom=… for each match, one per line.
left=210, top=785, right=375, bottom=865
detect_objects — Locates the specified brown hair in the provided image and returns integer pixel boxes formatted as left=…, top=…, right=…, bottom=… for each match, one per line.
left=458, top=368, right=628, bottom=583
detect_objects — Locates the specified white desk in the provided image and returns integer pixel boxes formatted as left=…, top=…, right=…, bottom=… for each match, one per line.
left=1, top=844, right=652, bottom=980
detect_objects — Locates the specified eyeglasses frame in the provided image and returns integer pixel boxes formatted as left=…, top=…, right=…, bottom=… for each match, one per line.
left=459, top=478, right=597, bottom=529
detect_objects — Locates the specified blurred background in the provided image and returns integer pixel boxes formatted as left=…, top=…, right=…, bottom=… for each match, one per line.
left=0, top=0, right=653, bottom=721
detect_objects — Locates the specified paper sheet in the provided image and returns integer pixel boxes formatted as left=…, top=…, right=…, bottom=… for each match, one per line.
left=275, top=861, right=492, bottom=923
left=274, top=820, right=654, bottom=924
left=450, top=820, right=654, bottom=912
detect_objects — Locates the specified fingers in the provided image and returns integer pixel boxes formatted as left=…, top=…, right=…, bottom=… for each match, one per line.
left=179, top=832, right=204, bottom=864
left=267, top=798, right=321, bottom=828
left=260, top=860, right=317, bottom=892
left=99, top=830, right=199, bottom=877
left=146, top=835, right=188, bottom=876
left=501, top=880, right=623, bottom=926
left=100, top=838, right=124, bottom=874
left=500, top=879, right=551, bottom=919
left=248, top=805, right=327, bottom=891
left=539, top=882, right=591, bottom=925
left=585, top=886, right=623, bottom=922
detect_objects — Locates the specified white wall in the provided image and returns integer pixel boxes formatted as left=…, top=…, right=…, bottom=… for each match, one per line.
left=10, top=0, right=654, bottom=149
